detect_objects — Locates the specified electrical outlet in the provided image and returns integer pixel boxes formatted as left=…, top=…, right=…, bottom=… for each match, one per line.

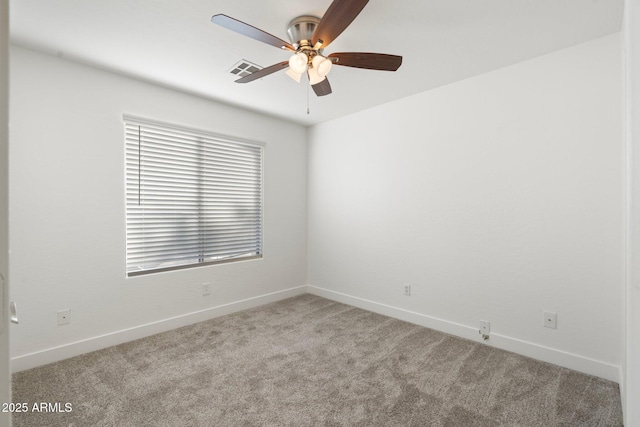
left=544, top=311, right=557, bottom=329
left=57, top=309, right=71, bottom=325
left=479, top=320, right=490, bottom=340
left=403, top=284, right=411, bottom=296
left=202, top=282, right=211, bottom=296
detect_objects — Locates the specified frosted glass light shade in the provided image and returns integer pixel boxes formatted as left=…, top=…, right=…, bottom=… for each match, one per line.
left=312, top=55, right=332, bottom=77
left=308, top=66, right=325, bottom=85
left=285, top=68, right=302, bottom=83
left=288, top=52, right=308, bottom=74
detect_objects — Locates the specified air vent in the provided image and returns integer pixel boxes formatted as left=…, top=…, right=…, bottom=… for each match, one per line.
left=228, top=60, right=262, bottom=78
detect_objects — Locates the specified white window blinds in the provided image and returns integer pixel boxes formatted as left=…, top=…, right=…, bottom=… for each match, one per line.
left=124, top=116, right=263, bottom=276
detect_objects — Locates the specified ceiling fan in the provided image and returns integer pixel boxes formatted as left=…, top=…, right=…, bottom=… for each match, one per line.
left=211, top=0, right=402, bottom=97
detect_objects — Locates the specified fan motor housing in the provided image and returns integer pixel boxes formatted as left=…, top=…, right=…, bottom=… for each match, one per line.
left=287, top=16, right=321, bottom=49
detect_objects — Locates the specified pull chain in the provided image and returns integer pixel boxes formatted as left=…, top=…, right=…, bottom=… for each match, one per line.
left=307, top=83, right=310, bottom=115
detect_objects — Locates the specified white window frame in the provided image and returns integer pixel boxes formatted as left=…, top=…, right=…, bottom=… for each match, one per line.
left=124, top=115, right=263, bottom=276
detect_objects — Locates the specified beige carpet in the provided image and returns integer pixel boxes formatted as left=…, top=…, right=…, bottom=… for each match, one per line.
left=12, top=294, right=623, bottom=426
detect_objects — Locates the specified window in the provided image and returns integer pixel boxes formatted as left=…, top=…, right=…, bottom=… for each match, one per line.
left=124, top=115, right=263, bottom=276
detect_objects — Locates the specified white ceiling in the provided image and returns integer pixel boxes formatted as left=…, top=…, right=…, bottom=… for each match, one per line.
left=10, top=0, right=624, bottom=126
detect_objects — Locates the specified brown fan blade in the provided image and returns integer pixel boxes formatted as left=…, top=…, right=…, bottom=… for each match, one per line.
left=211, top=14, right=294, bottom=51
left=328, top=52, right=402, bottom=71
left=311, top=0, right=369, bottom=48
left=312, top=78, right=332, bottom=97
left=235, top=61, right=289, bottom=83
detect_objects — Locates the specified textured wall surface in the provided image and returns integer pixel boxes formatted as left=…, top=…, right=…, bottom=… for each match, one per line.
left=9, top=46, right=308, bottom=367
left=308, top=34, right=623, bottom=378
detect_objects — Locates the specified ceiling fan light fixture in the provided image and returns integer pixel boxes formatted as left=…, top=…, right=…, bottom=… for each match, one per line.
left=288, top=52, right=308, bottom=74
left=312, top=54, right=332, bottom=77
left=211, top=1, right=403, bottom=98
left=285, top=67, right=303, bottom=83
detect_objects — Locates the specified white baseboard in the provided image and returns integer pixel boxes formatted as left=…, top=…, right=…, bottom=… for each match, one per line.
left=13, top=284, right=621, bottom=384
left=12, top=286, right=307, bottom=373
left=307, top=285, right=621, bottom=383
